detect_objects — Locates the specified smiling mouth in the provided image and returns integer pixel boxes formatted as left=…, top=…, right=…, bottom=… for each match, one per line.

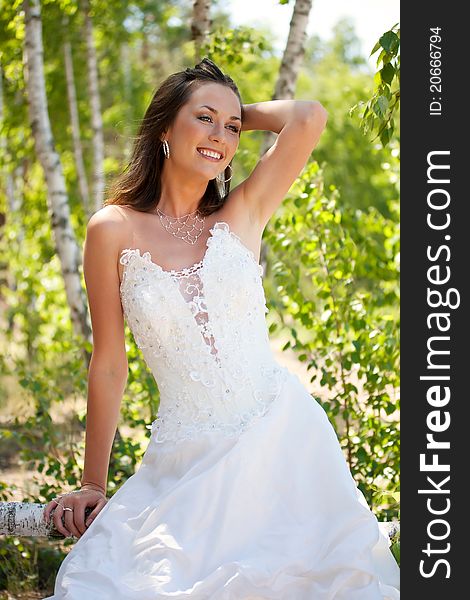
left=197, top=148, right=223, bottom=161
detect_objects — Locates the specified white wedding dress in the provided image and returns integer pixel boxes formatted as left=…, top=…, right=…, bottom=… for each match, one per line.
left=45, top=221, right=400, bottom=599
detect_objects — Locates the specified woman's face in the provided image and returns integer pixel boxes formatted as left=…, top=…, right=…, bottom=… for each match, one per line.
left=164, top=82, right=242, bottom=182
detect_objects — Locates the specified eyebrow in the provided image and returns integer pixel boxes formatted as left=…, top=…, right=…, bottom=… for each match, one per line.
left=199, top=104, right=241, bottom=122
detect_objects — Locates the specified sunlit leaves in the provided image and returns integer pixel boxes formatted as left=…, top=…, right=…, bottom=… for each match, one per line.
left=201, top=25, right=274, bottom=66
left=350, top=24, right=400, bottom=147
left=264, top=162, right=399, bottom=519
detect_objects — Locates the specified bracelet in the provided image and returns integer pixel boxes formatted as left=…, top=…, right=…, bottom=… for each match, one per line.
left=80, top=481, right=106, bottom=494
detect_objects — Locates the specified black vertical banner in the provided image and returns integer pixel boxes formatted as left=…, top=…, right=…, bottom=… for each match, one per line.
left=402, top=1, right=467, bottom=597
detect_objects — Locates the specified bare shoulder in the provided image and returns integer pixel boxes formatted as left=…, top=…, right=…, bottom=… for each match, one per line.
left=86, top=205, right=133, bottom=252
left=87, top=204, right=131, bottom=230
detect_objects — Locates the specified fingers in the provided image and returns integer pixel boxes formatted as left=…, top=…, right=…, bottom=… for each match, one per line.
left=63, top=507, right=82, bottom=539
left=43, top=503, right=51, bottom=523
left=50, top=503, right=71, bottom=538
left=43, top=492, right=108, bottom=540
left=85, top=497, right=108, bottom=529
left=44, top=499, right=78, bottom=539
left=73, top=504, right=87, bottom=537
left=43, top=498, right=61, bottom=524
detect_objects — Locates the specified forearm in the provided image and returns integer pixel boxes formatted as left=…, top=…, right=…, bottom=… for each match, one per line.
left=241, top=99, right=326, bottom=134
left=80, top=359, right=127, bottom=492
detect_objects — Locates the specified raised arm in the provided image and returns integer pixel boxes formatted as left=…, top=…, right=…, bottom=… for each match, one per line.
left=80, top=210, right=129, bottom=492
left=237, top=99, right=328, bottom=229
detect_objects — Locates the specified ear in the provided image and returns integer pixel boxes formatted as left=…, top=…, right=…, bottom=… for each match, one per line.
left=160, top=127, right=170, bottom=143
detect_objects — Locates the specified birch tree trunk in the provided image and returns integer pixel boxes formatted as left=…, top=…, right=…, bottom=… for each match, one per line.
left=0, top=65, right=20, bottom=217
left=0, top=501, right=400, bottom=541
left=0, top=501, right=93, bottom=539
left=63, top=13, right=91, bottom=219
left=1, top=63, right=24, bottom=333
left=23, top=0, right=91, bottom=350
left=258, top=0, right=314, bottom=274
left=191, top=0, right=212, bottom=60
left=260, top=0, right=314, bottom=156
left=82, top=0, right=105, bottom=212
left=120, top=41, right=133, bottom=158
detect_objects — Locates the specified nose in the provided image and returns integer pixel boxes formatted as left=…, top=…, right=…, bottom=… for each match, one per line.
left=208, top=121, right=226, bottom=145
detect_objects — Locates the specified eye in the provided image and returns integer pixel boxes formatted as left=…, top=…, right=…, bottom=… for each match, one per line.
left=198, top=115, right=240, bottom=134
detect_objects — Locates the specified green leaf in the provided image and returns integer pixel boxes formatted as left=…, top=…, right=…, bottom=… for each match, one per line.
left=380, top=127, right=391, bottom=146
left=373, top=95, right=389, bottom=119
left=379, top=31, right=400, bottom=54
left=369, top=40, right=381, bottom=56
left=391, top=541, right=400, bottom=565
left=380, top=63, right=395, bottom=85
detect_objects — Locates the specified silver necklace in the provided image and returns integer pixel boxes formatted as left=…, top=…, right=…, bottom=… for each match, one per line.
left=155, top=206, right=206, bottom=245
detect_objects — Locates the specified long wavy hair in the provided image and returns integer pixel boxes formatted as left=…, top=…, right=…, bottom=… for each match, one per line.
left=104, top=58, right=244, bottom=216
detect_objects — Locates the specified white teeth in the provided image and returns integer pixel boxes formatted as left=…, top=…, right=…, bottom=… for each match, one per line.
left=198, top=148, right=222, bottom=159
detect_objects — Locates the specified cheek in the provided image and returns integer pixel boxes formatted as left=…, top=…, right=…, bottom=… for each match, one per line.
left=175, top=120, right=202, bottom=148
left=228, top=136, right=239, bottom=156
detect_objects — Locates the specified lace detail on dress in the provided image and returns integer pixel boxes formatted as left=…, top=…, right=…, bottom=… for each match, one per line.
left=119, top=221, right=288, bottom=444
left=173, top=269, right=220, bottom=365
left=150, top=364, right=289, bottom=442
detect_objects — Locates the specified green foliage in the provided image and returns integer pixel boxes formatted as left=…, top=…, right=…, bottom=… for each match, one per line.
left=0, top=536, right=38, bottom=594
left=298, top=19, right=399, bottom=217
left=263, top=162, right=400, bottom=519
left=201, top=25, right=272, bottom=66
left=391, top=538, right=400, bottom=566
left=350, top=24, right=400, bottom=147
left=0, top=535, right=66, bottom=595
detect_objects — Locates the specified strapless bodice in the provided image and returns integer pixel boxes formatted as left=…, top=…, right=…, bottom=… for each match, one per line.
left=119, top=221, right=289, bottom=444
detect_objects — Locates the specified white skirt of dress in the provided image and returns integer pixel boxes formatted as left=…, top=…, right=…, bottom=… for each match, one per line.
left=44, top=372, right=400, bottom=599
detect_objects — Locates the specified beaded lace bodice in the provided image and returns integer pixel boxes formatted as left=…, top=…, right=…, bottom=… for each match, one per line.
left=119, top=221, right=289, bottom=444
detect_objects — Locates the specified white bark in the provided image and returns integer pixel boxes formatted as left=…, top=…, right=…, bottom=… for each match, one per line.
left=120, top=42, right=133, bottom=158
left=82, top=0, right=105, bottom=212
left=261, top=0, right=314, bottom=155
left=0, top=501, right=92, bottom=538
left=63, top=14, right=91, bottom=218
left=0, top=64, right=25, bottom=220
left=191, top=0, right=212, bottom=60
left=380, top=520, right=400, bottom=540
left=0, top=501, right=399, bottom=543
left=1, top=64, right=27, bottom=340
left=22, top=0, right=91, bottom=345
left=274, top=0, right=313, bottom=100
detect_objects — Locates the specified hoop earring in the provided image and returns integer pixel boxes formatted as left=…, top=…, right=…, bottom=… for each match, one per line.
left=216, top=164, right=233, bottom=184
left=162, top=139, right=170, bottom=159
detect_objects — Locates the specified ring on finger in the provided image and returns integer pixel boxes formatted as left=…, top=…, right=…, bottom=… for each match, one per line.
left=61, top=507, right=75, bottom=537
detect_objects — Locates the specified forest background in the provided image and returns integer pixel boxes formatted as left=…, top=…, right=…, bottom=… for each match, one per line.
left=0, top=0, right=400, bottom=596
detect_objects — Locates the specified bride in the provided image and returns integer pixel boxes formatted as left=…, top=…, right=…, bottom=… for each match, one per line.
left=43, top=58, right=399, bottom=599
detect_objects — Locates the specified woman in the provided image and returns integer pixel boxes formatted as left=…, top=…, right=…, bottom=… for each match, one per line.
left=43, top=58, right=400, bottom=599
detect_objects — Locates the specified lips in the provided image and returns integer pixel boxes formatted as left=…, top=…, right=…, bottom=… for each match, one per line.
left=197, top=147, right=224, bottom=161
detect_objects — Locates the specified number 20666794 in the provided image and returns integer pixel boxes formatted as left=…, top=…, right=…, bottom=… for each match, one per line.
left=429, top=27, right=442, bottom=116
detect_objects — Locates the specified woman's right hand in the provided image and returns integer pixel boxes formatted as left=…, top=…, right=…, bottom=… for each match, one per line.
left=43, top=486, right=108, bottom=539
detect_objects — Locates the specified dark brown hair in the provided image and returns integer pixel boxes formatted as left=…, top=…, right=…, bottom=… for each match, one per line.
left=104, top=58, right=244, bottom=216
